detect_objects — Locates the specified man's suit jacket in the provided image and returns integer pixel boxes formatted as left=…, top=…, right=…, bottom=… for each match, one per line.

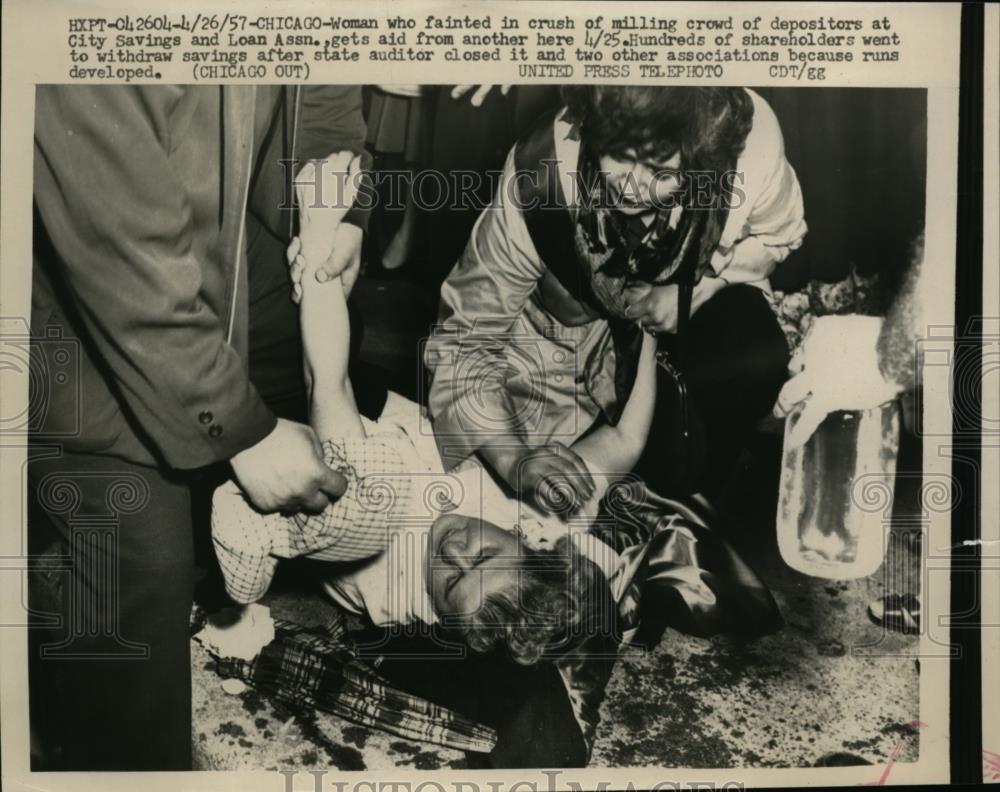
left=31, top=85, right=368, bottom=469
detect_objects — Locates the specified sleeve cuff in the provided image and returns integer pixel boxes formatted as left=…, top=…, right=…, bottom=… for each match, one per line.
left=343, top=206, right=370, bottom=233
left=343, top=171, right=374, bottom=233
left=709, top=246, right=736, bottom=275
left=172, top=390, right=277, bottom=470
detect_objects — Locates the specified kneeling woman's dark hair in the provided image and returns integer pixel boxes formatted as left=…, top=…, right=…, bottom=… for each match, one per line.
left=460, top=535, right=613, bottom=666
left=560, top=85, right=754, bottom=172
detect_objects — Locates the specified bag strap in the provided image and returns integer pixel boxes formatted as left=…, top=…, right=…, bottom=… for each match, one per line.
left=512, top=108, right=594, bottom=306
left=512, top=111, right=642, bottom=423
left=669, top=207, right=707, bottom=360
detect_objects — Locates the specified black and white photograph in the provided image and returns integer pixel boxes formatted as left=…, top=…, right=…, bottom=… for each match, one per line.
left=22, top=79, right=935, bottom=770
left=1, top=1, right=993, bottom=790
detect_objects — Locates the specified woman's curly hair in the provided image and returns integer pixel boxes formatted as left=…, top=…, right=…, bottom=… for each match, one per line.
left=560, top=85, right=755, bottom=173
left=459, top=535, right=613, bottom=666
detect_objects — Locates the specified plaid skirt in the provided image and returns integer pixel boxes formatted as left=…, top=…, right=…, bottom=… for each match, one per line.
left=203, top=616, right=497, bottom=754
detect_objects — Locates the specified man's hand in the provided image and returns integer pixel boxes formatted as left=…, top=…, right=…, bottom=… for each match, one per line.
left=450, top=84, right=511, bottom=107
left=775, top=315, right=903, bottom=449
left=484, top=442, right=595, bottom=518
left=230, top=419, right=347, bottom=514
left=295, top=152, right=361, bottom=272
left=321, top=222, right=363, bottom=296
left=288, top=225, right=362, bottom=301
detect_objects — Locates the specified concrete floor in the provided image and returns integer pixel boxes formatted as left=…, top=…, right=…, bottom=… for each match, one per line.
left=192, top=273, right=921, bottom=771
left=586, top=435, right=922, bottom=769
left=590, top=529, right=920, bottom=768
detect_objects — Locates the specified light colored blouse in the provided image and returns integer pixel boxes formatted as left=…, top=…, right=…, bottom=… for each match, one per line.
left=425, top=89, right=806, bottom=466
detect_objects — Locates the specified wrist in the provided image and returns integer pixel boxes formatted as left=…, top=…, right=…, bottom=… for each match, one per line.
left=702, top=274, right=729, bottom=296
left=479, top=438, right=530, bottom=484
left=309, top=371, right=352, bottom=398
left=209, top=398, right=277, bottom=470
left=231, top=415, right=280, bottom=468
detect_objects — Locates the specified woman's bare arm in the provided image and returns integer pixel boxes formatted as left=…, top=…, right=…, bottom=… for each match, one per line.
left=571, top=332, right=658, bottom=502
left=293, top=245, right=365, bottom=440
left=302, top=296, right=365, bottom=441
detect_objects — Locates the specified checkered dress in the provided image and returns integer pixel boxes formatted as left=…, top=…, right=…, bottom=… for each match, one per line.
left=213, top=432, right=437, bottom=604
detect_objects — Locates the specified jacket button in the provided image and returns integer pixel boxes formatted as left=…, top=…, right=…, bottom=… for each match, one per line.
left=198, top=410, right=213, bottom=425
left=208, top=424, right=223, bottom=438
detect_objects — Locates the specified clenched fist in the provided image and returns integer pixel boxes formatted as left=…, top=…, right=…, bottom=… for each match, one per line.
left=231, top=419, right=347, bottom=514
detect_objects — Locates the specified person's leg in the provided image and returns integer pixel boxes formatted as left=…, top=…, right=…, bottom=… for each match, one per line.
left=354, top=625, right=588, bottom=768
left=380, top=188, right=419, bottom=271
left=683, top=284, right=790, bottom=496
left=28, top=450, right=195, bottom=770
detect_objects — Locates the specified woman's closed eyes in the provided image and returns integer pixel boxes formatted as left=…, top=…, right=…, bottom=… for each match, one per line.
left=445, top=547, right=498, bottom=600
left=427, top=516, right=525, bottom=616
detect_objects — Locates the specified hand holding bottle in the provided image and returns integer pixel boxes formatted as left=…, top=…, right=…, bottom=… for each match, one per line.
left=775, top=315, right=903, bottom=448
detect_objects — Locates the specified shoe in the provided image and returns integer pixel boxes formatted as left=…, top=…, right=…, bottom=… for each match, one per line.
left=868, top=593, right=920, bottom=634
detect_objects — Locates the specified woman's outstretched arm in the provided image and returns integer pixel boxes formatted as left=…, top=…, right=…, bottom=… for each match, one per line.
left=571, top=332, right=658, bottom=502
left=295, top=254, right=365, bottom=440
left=289, top=154, right=366, bottom=440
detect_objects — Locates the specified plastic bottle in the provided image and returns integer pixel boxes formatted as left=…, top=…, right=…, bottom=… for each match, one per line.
left=777, top=399, right=900, bottom=579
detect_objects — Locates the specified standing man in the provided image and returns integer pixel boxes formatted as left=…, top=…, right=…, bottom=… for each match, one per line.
left=28, top=85, right=360, bottom=770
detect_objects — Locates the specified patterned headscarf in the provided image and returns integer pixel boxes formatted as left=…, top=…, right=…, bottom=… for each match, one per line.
left=559, top=86, right=754, bottom=323
left=569, top=136, right=730, bottom=322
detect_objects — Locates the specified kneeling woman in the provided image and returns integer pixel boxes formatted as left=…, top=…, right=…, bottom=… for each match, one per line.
left=424, top=85, right=807, bottom=505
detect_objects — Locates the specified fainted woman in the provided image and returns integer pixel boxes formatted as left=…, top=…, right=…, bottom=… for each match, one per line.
left=210, top=148, right=782, bottom=767
left=423, top=85, right=807, bottom=509
left=212, top=159, right=780, bottom=766
left=212, top=153, right=637, bottom=666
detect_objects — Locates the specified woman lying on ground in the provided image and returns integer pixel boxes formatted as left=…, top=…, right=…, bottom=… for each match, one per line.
left=212, top=152, right=662, bottom=667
